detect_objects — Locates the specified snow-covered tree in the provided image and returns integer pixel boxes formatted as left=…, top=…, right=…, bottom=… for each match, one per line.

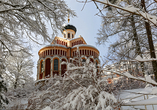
left=0, top=44, right=9, bottom=108
left=60, top=58, right=118, bottom=109
left=0, top=0, right=75, bottom=108
left=23, top=52, right=119, bottom=110
left=0, top=0, right=75, bottom=54
left=3, top=50, right=34, bottom=89
left=96, top=0, right=147, bottom=72
left=5, top=49, right=119, bottom=109
left=0, top=74, right=9, bottom=109
left=91, top=0, right=157, bottom=81
left=0, top=61, right=9, bottom=109
left=5, top=54, right=157, bottom=110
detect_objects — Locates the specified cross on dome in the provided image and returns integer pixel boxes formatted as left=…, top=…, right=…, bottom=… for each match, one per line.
left=62, top=14, right=77, bottom=39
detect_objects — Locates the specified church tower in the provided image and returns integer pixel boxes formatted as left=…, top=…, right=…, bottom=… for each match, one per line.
left=37, top=22, right=100, bottom=80
left=62, top=24, right=77, bottom=39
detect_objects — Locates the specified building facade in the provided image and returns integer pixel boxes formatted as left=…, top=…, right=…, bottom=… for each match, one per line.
left=37, top=24, right=100, bottom=80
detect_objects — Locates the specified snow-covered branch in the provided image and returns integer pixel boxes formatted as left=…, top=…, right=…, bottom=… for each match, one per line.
left=103, top=69, right=157, bottom=86
left=92, top=0, right=157, bottom=27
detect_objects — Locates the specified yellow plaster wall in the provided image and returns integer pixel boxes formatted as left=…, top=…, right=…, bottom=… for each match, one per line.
left=63, top=29, right=75, bottom=39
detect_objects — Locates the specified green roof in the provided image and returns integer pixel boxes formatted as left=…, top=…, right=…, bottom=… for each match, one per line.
left=62, top=24, right=77, bottom=33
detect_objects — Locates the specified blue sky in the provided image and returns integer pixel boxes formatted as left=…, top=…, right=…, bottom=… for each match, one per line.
left=32, top=0, right=109, bottom=79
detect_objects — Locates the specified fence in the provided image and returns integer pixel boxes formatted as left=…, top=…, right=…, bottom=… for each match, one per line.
left=120, top=88, right=157, bottom=110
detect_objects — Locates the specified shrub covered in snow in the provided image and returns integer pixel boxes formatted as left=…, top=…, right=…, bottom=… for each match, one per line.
left=25, top=57, right=119, bottom=110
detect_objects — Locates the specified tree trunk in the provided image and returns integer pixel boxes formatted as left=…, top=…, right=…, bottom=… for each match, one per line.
left=130, top=15, right=144, bottom=74
left=141, top=0, right=157, bottom=81
left=14, top=78, right=18, bottom=89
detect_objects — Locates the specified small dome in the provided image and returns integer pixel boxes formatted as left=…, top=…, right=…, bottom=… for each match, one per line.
left=62, top=24, right=77, bottom=33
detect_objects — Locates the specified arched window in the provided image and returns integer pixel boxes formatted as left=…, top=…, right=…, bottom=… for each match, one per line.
left=45, top=58, right=51, bottom=78
left=54, top=59, right=58, bottom=71
left=72, top=34, right=74, bottom=38
left=68, top=33, right=70, bottom=38
left=40, top=61, right=44, bottom=73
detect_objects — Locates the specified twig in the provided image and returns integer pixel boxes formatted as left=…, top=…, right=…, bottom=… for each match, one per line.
left=92, top=0, right=157, bottom=27
left=93, top=1, right=104, bottom=16
left=0, top=40, right=13, bottom=56
left=81, top=0, right=88, bottom=11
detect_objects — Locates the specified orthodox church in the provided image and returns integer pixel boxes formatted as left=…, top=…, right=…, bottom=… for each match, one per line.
left=37, top=20, right=100, bottom=80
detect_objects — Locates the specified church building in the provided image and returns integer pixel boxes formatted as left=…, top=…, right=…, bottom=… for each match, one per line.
left=37, top=23, right=100, bottom=80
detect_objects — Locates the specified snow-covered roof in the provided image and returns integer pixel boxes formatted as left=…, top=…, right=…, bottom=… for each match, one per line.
left=62, top=23, right=73, bottom=27
left=42, top=44, right=67, bottom=49
left=69, top=36, right=82, bottom=41
left=72, top=44, right=99, bottom=51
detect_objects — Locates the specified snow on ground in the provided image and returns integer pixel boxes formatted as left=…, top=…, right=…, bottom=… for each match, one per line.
left=8, top=98, right=28, bottom=109
left=42, top=106, right=51, bottom=110
left=120, top=87, right=157, bottom=110
left=7, top=86, right=157, bottom=110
